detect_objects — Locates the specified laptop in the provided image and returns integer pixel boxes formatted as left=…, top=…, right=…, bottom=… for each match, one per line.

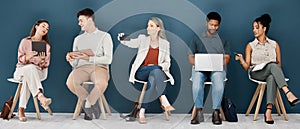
left=194, top=54, right=223, bottom=71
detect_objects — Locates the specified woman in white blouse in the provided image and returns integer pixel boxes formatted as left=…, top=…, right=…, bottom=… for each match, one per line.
left=235, top=14, right=300, bottom=124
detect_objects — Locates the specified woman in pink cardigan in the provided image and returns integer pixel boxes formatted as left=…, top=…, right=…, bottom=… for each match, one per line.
left=13, top=19, right=52, bottom=122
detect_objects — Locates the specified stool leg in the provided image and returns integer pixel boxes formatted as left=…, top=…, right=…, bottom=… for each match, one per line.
left=8, top=83, right=22, bottom=119
left=245, top=85, right=261, bottom=116
left=72, top=84, right=88, bottom=120
left=220, top=107, right=226, bottom=121
left=101, top=94, right=111, bottom=116
left=191, top=106, right=196, bottom=120
left=138, top=83, right=147, bottom=109
left=275, top=99, right=281, bottom=116
left=253, top=84, right=266, bottom=121
left=33, top=97, right=41, bottom=120
left=73, top=98, right=83, bottom=120
left=46, top=107, right=53, bottom=116
left=98, top=95, right=106, bottom=120
left=277, top=89, right=288, bottom=121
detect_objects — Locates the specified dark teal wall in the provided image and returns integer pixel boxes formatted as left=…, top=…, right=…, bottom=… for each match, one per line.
left=1, top=0, right=300, bottom=113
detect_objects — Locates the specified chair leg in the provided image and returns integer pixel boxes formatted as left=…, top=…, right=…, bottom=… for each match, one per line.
left=277, top=89, right=288, bottom=121
left=245, top=85, right=261, bottom=116
left=99, top=95, right=106, bottom=120
left=33, top=97, right=41, bottom=120
left=8, top=83, right=22, bottom=119
left=46, top=107, right=53, bottom=116
left=101, top=94, right=111, bottom=116
left=220, top=107, right=226, bottom=121
left=275, top=99, right=281, bottom=116
left=73, top=98, right=83, bottom=120
left=191, top=106, right=196, bottom=120
left=138, top=83, right=147, bottom=109
left=253, top=84, right=266, bottom=121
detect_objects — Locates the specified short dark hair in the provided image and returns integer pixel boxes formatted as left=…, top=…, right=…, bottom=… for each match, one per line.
left=77, top=8, right=95, bottom=20
left=254, top=13, right=272, bottom=34
left=207, top=12, right=221, bottom=24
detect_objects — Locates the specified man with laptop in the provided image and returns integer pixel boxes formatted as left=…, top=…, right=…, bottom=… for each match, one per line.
left=188, top=12, right=231, bottom=125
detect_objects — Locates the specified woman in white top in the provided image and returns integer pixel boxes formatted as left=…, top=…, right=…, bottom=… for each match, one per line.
left=118, top=17, right=175, bottom=124
left=235, top=14, right=300, bottom=124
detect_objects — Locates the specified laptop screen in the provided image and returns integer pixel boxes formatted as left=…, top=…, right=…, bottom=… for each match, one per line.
left=194, top=54, right=223, bottom=71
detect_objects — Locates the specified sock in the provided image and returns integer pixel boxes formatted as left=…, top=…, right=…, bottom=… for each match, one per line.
left=85, top=99, right=91, bottom=108
left=160, top=95, right=171, bottom=107
left=139, top=108, right=145, bottom=118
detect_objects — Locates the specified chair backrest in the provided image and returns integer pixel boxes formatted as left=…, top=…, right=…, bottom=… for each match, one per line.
left=7, top=78, right=21, bottom=83
left=134, top=79, right=171, bottom=84
left=82, top=81, right=94, bottom=85
left=189, top=77, right=228, bottom=84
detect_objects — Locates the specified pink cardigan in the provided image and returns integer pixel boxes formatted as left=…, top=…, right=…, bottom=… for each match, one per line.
left=16, top=37, right=51, bottom=69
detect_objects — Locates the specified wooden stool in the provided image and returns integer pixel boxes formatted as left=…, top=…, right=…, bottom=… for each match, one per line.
left=191, top=79, right=227, bottom=121
left=72, top=81, right=111, bottom=120
left=7, top=78, right=53, bottom=120
left=245, top=77, right=288, bottom=121
left=135, top=79, right=172, bottom=121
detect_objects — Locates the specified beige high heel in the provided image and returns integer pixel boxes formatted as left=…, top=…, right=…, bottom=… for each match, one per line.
left=137, top=110, right=147, bottom=124
left=38, top=95, right=52, bottom=110
left=138, top=115, right=147, bottom=124
left=161, top=105, right=175, bottom=120
left=18, top=107, right=27, bottom=122
left=161, top=105, right=175, bottom=112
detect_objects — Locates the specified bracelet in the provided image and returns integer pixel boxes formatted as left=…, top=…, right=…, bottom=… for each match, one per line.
left=240, top=61, right=245, bottom=65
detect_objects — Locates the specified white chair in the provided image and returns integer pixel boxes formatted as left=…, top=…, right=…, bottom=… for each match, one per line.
left=191, top=78, right=227, bottom=121
left=245, top=77, right=288, bottom=121
left=7, top=78, right=53, bottom=120
left=72, top=81, right=111, bottom=120
left=135, top=79, right=172, bottom=121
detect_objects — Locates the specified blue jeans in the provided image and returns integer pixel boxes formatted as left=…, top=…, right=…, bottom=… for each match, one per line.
left=135, top=65, right=167, bottom=109
left=192, top=69, right=226, bottom=109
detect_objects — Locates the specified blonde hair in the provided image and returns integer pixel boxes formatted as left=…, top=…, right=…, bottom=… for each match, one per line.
left=148, top=17, right=167, bottom=40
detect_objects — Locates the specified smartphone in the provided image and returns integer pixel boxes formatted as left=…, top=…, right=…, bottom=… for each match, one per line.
left=233, top=52, right=240, bottom=56
left=119, top=34, right=129, bottom=41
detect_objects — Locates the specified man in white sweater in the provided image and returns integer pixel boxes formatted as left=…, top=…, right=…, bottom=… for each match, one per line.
left=65, top=8, right=113, bottom=120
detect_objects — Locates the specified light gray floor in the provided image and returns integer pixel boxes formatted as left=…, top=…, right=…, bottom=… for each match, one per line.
left=1, top=113, right=299, bottom=129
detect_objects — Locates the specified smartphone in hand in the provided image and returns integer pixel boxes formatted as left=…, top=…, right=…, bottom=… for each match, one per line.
left=233, top=52, right=240, bottom=56
left=119, top=34, right=129, bottom=41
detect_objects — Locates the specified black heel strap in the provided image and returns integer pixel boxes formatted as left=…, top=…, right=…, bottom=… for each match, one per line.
left=266, top=107, right=272, bottom=110
left=285, top=90, right=291, bottom=95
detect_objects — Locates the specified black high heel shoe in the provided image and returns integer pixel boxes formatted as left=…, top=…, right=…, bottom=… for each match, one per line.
left=264, top=108, right=274, bottom=124
left=285, top=90, right=300, bottom=107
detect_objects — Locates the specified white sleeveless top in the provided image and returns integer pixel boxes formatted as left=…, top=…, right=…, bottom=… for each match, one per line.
left=249, top=37, right=277, bottom=65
